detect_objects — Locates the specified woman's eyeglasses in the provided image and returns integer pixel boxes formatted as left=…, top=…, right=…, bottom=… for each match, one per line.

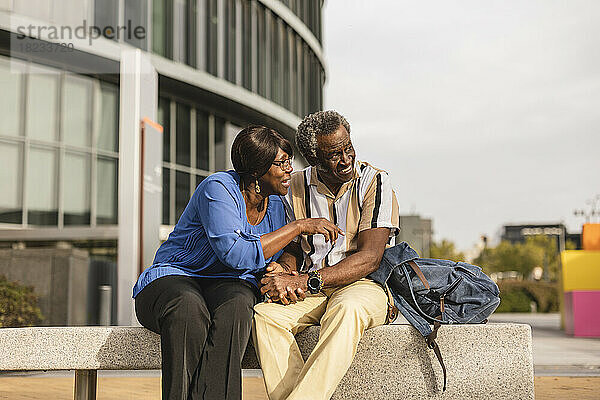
left=272, top=158, right=293, bottom=171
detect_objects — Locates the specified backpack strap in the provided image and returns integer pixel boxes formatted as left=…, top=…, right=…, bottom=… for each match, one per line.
left=408, top=260, right=430, bottom=289
left=426, top=325, right=447, bottom=392
left=405, top=261, right=447, bottom=392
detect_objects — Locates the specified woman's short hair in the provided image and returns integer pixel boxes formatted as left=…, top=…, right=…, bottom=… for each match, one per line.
left=231, top=125, right=293, bottom=179
left=296, top=110, right=351, bottom=166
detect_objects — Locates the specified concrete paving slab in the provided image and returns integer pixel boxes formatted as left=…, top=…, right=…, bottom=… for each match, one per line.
left=489, top=313, right=600, bottom=375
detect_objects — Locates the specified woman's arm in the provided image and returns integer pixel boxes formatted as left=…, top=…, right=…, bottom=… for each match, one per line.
left=196, top=178, right=342, bottom=270
left=260, top=218, right=343, bottom=260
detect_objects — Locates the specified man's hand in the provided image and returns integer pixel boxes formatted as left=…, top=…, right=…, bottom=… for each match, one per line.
left=261, top=273, right=308, bottom=305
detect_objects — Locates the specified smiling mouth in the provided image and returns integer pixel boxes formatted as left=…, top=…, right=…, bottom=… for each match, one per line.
left=282, top=179, right=290, bottom=188
left=339, top=165, right=353, bottom=175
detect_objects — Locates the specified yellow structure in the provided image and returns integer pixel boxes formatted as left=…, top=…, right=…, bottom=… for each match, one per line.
left=561, top=250, right=600, bottom=291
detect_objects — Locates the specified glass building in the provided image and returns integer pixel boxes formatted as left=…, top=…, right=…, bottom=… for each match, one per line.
left=0, top=0, right=325, bottom=324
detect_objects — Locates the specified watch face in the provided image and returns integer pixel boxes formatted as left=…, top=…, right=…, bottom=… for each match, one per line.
left=308, top=274, right=321, bottom=293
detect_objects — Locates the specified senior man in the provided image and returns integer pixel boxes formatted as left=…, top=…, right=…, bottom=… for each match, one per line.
left=253, top=110, right=399, bottom=400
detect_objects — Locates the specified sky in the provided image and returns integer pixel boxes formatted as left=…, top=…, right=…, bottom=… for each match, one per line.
left=322, top=0, right=600, bottom=251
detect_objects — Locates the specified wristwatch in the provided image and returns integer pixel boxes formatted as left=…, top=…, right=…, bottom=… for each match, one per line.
left=307, top=270, right=323, bottom=294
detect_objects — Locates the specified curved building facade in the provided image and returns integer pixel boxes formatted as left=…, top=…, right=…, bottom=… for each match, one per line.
left=0, top=0, right=325, bottom=324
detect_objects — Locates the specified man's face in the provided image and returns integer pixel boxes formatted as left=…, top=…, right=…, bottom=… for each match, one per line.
left=315, top=124, right=356, bottom=189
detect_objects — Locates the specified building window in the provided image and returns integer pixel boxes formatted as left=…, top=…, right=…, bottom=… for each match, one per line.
left=270, top=14, right=281, bottom=105
left=97, top=156, right=118, bottom=225
left=158, top=97, right=171, bottom=163
left=27, top=146, right=58, bottom=226
left=196, top=110, right=209, bottom=171
left=173, top=0, right=196, bottom=66
left=206, top=0, right=219, bottom=76
left=161, top=98, right=233, bottom=225
left=0, top=56, right=120, bottom=228
left=162, top=166, right=171, bottom=225
left=176, top=103, right=191, bottom=167
left=26, top=68, right=59, bottom=142
left=0, top=142, right=23, bottom=224
left=124, top=0, right=148, bottom=50
left=282, top=25, right=291, bottom=110
left=62, top=75, right=93, bottom=148
left=175, top=170, right=190, bottom=222
left=214, top=116, right=226, bottom=171
left=94, top=0, right=119, bottom=41
left=224, top=0, right=237, bottom=83
left=152, top=0, right=173, bottom=58
left=0, top=58, right=23, bottom=137
left=241, top=0, right=252, bottom=91
left=96, top=83, right=119, bottom=152
left=256, top=3, right=267, bottom=97
left=63, top=152, right=91, bottom=225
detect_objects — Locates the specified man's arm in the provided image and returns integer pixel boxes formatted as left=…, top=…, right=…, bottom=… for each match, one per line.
left=260, top=227, right=390, bottom=298
left=318, top=227, right=390, bottom=287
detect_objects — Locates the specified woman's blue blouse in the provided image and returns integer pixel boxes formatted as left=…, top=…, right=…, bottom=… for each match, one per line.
left=132, top=171, right=286, bottom=297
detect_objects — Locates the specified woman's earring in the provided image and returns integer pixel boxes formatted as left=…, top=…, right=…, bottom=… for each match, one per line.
left=255, top=179, right=261, bottom=194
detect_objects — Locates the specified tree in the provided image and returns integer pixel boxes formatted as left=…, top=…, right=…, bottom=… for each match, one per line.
left=430, top=239, right=465, bottom=262
left=474, top=235, right=565, bottom=281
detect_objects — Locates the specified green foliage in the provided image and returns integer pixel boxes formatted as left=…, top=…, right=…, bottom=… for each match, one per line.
left=0, top=275, right=43, bottom=327
left=429, top=239, right=465, bottom=262
left=474, top=235, right=561, bottom=280
left=496, top=280, right=559, bottom=313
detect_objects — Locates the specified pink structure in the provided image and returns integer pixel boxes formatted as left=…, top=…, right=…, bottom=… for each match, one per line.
left=563, top=291, right=600, bottom=337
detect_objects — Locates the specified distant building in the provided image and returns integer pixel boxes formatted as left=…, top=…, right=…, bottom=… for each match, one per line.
left=397, top=215, right=432, bottom=257
left=501, top=223, right=581, bottom=250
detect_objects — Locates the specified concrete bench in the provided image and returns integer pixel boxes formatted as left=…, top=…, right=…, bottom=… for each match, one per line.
left=0, top=324, right=534, bottom=399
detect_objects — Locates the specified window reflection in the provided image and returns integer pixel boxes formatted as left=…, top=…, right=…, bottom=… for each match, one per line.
left=97, top=157, right=118, bottom=225
left=214, top=117, right=226, bottom=171
left=63, top=75, right=92, bottom=148
left=27, top=147, right=58, bottom=225
left=257, top=4, right=267, bottom=97
left=26, top=70, right=59, bottom=142
left=159, top=97, right=171, bottom=162
left=175, top=171, right=190, bottom=222
left=153, top=0, right=173, bottom=58
left=124, top=0, right=148, bottom=50
left=241, top=0, right=252, bottom=90
left=206, top=0, right=218, bottom=76
left=176, top=103, right=191, bottom=167
left=162, top=167, right=171, bottom=225
left=0, top=59, right=23, bottom=137
left=224, top=0, right=237, bottom=83
left=96, top=83, right=119, bottom=152
left=196, top=110, right=209, bottom=170
left=63, top=152, right=91, bottom=225
left=0, top=142, right=23, bottom=224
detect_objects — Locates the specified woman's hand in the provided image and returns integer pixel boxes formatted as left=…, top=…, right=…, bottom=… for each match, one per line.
left=294, top=218, right=344, bottom=243
left=264, top=261, right=290, bottom=275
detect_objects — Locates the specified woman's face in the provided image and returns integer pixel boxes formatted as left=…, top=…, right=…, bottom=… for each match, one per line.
left=258, top=148, right=293, bottom=196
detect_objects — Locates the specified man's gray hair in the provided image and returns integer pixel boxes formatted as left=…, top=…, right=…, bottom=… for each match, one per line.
left=296, top=110, right=351, bottom=166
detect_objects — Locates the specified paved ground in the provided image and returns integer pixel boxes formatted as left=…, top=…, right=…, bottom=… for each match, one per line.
left=489, top=313, right=600, bottom=375
left=1, top=313, right=599, bottom=399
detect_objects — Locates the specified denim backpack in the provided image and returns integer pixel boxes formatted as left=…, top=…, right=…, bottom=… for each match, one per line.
left=369, top=242, right=501, bottom=391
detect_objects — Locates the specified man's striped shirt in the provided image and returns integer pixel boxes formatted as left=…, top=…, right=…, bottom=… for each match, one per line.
left=282, top=160, right=400, bottom=273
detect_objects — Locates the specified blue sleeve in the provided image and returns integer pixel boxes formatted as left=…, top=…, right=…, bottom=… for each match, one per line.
left=195, top=178, right=266, bottom=270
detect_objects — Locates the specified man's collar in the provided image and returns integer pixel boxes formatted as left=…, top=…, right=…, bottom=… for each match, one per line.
left=308, top=161, right=361, bottom=200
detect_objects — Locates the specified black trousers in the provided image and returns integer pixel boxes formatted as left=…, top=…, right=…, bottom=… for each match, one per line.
left=135, top=275, right=258, bottom=400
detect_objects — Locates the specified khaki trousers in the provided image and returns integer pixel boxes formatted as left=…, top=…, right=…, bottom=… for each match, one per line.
left=252, top=279, right=387, bottom=400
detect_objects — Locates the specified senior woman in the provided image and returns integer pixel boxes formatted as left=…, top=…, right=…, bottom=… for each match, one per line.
left=132, top=125, right=341, bottom=400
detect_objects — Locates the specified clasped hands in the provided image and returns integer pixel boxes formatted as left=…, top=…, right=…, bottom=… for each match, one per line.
left=260, top=262, right=308, bottom=305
